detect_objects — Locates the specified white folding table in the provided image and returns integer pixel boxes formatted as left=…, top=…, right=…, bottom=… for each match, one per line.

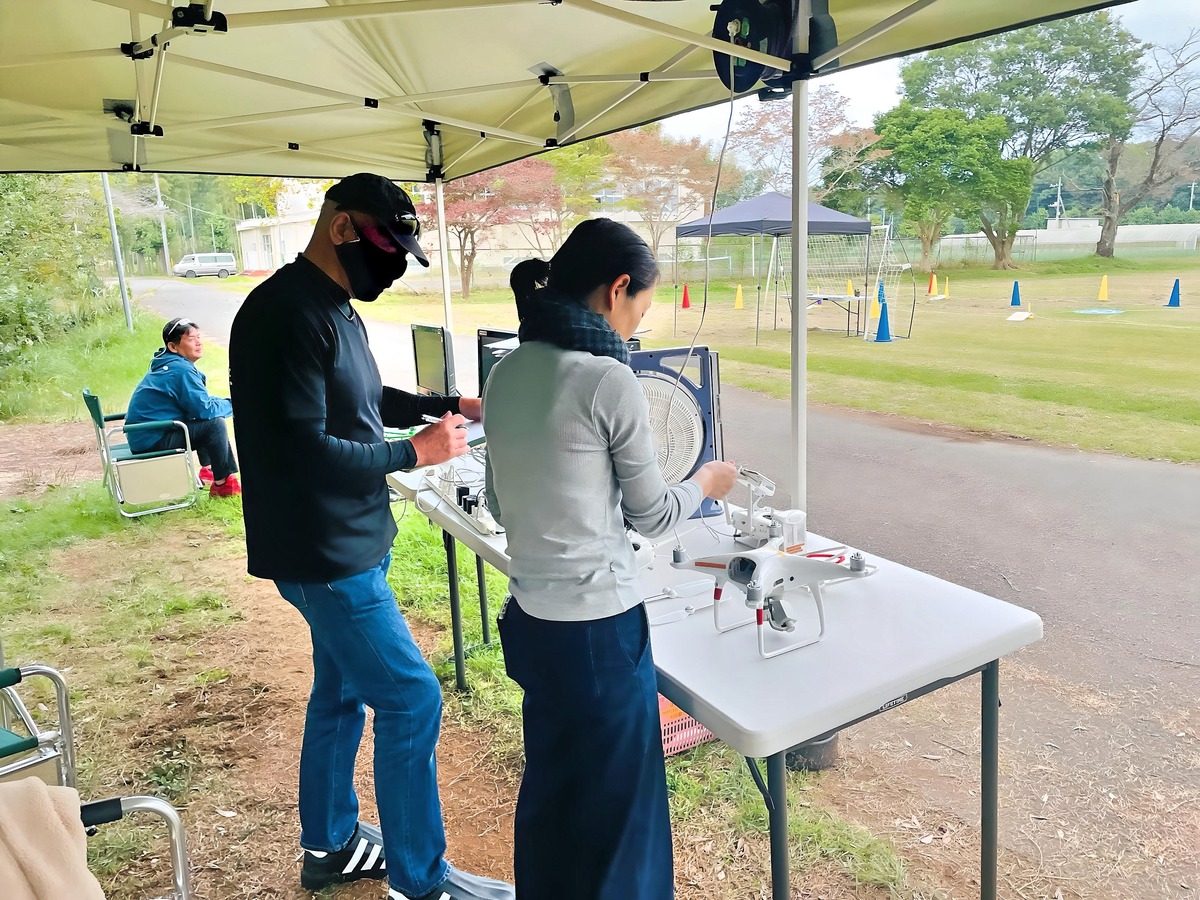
left=388, top=466, right=1042, bottom=900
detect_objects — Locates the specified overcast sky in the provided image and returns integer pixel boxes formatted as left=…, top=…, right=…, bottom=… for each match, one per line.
left=662, top=0, right=1200, bottom=145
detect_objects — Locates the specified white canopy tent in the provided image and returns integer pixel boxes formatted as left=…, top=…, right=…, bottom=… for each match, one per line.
left=1, top=3, right=1137, bottom=896
left=0, top=0, right=1132, bottom=512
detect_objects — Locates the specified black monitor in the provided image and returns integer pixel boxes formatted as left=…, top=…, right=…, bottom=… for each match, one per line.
left=477, top=327, right=518, bottom=388
left=412, top=323, right=457, bottom=396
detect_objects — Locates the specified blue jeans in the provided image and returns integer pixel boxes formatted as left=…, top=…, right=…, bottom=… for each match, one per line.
left=498, top=598, right=674, bottom=900
left=274, top=553, right=448, bottom=897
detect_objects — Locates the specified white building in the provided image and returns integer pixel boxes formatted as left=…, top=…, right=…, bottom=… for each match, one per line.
left=236, top=180, right=705, bottom=278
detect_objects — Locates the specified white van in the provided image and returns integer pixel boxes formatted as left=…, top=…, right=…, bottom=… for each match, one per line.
left=173, top=253, right=237, bottom=278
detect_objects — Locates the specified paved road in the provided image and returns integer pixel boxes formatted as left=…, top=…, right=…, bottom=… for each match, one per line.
left=135, top=275, right=1199, bottom=695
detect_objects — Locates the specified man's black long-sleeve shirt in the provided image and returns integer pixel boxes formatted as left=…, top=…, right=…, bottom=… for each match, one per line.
left=229, top=256, right=459, bottom=581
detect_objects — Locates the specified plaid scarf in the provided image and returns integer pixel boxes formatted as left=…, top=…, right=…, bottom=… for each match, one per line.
left=518, top=294, right=630, bottom=365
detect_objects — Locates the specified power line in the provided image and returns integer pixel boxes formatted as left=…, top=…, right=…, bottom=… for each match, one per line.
left=159, top=193, right=240, bottom=221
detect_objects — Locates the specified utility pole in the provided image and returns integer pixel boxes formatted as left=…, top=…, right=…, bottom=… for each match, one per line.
left=210, top=222, right=217, bottom=252
left=1054, top=178, right=1065, bottom=219
left=186, top=182, right=196, bottom=254
left=101, top=173, right=134, bottom=332
left=153, top=173, right=171, bottom=274
left=1190, top=181, right=1196, bottom=212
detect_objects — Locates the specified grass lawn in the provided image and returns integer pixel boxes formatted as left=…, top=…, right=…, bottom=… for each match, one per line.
left=358, top=253, right=1200, bottom=462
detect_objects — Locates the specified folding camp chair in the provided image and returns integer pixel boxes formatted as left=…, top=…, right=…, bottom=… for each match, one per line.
left=82, top=389, right=199, bottom=518
left=0, top=641, right=76, bottom=789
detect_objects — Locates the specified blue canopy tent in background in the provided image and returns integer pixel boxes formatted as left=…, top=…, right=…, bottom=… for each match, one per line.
left=676, top=192, right=873, bottom=341
left=675, top=191, right=870, bottom=238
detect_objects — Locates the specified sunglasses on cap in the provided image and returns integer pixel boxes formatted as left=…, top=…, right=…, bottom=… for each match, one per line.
left=349, top=213, right=419, bottom=253
left=163, top=318, right=197, bottom=343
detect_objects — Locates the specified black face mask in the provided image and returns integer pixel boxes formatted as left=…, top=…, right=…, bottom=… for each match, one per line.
left=335, top=234, right=408, bottom=302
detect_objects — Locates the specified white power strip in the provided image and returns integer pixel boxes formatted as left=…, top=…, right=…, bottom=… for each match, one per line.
left=419, top=466, right=503, bottom=536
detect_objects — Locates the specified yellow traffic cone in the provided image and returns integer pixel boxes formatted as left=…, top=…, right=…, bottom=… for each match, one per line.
left=1098, top=274, right=1109, bottom=302
left=846, top=278, right=855, bottom=297
left=734, top=284, right=744, bottom=309
left=943, top=276, right=950, bottom=299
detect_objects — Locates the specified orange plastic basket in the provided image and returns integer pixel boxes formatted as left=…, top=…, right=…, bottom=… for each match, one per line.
left=658, top=694, right=716, bottom=756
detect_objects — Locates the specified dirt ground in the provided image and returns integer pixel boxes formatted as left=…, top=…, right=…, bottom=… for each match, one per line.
left=3, top=421, right=1197, bottom=899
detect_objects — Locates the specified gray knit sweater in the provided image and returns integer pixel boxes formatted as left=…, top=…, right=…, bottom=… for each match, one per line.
left=482, top=342, right=704, bottom=622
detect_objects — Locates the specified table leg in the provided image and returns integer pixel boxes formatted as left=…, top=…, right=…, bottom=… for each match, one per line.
left=476, top=554, right=491, bottom=645
left=767, top=751, right=789, bottom=900
left=442, top=530, right=468, bottom=691
left=981, top=659, right=999, bottom=900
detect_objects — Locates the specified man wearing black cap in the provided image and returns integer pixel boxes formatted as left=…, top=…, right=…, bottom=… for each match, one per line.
left=229, top=174, right=509, bottom=900
left=126, top=317, right=240, bottom=497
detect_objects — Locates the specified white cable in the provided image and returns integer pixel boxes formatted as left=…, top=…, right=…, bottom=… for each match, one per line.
left=665, top=54, right=737, bottom=464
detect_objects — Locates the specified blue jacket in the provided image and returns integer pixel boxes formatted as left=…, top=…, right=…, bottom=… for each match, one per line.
left=125, top=349, right=232, bottom=451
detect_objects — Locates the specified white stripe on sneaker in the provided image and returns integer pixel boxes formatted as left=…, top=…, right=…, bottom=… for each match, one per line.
left=363, top=842, right=382, bottom=870
left=342, top=836, right=368, bottom=874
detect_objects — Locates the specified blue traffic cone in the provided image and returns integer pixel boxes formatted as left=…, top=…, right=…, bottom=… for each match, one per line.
left=1011, top=281, right=1021, bottom=307
left=874, top=281, right=893, bottom=343
left=1166, top=278, right=1181, bottom=308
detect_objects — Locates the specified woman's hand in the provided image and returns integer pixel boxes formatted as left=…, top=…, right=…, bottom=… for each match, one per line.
left=694, top=460, right=739, bottom=500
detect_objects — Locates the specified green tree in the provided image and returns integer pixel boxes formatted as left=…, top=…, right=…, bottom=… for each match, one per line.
left=901, top=11, right=1143, bottom=267
left=0, top=174, right=112, bottom=357
left=228, top=175, right=285, bottom=218
left=869, top=103, right=1012, bottom=270
left=545, top=139, right=613, bottom=247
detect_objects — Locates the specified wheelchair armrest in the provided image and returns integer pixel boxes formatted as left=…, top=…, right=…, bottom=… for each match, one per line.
left=81, top=796, right=192, bottom=899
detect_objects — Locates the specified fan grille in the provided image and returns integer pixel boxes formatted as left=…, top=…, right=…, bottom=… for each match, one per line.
left=637, top=372, right=705, bottom=483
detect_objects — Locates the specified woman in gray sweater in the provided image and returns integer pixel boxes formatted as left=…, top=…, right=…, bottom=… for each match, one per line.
left=482, top=219, right=737, bottom=899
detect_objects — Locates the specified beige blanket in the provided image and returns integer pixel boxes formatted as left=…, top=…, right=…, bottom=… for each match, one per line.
left=0, top=777, right=106, bottom=900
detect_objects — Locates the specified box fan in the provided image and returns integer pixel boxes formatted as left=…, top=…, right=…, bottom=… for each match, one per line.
left=630, top=347, right=724, bottom=519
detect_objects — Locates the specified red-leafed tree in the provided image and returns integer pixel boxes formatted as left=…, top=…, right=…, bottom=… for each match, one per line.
left=729, top=85, right=881, bottom=200
left=496, top=156, right=564, bottom=256
left=606, top=124, right=721, bottom=257
left=418, top=170, right=516, bottom=298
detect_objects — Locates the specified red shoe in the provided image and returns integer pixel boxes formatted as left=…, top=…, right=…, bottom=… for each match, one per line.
left=197, top=466, right=214, bottom=485
left=209, top=474, right=241, bottom=498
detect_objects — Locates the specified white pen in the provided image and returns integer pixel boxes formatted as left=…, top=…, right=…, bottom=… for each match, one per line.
left=421, top=413, right=468, bottom=429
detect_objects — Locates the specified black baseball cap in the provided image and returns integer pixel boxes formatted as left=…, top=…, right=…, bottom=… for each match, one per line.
left=326, top=173, right=430, bottom=267
left=163, top=317, right=197, bottom=346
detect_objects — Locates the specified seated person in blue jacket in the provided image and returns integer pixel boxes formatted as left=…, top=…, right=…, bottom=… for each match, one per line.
left=125, top=317, right=240, bottom=497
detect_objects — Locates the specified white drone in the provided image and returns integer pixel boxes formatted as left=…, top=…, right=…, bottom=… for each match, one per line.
left=669, top=525, right=877, bottom=659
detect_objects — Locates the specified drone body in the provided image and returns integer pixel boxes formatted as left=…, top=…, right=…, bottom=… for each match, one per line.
left=670, top=535, right=875, bottom=658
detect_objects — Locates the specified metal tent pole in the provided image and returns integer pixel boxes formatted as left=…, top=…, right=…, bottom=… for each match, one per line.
left=101, top=173, right=133, bottom=332
left=790, top=78, right=810, bottom=512
left=435, top=177, right=454, bottom=333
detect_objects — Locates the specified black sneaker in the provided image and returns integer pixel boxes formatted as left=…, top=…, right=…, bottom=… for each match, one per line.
left=300, top=821, right=387, bottom=890
left=389, top=865, right=515, bottom=900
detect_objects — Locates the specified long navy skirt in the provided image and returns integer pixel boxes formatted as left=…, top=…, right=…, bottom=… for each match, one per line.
left=498, top=597, right=674, bottom=900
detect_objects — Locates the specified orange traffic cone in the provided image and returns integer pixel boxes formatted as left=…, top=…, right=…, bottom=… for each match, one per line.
left=681, top=284, right=691, bottom=309
left=927, top=271, right=937, bottom=295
